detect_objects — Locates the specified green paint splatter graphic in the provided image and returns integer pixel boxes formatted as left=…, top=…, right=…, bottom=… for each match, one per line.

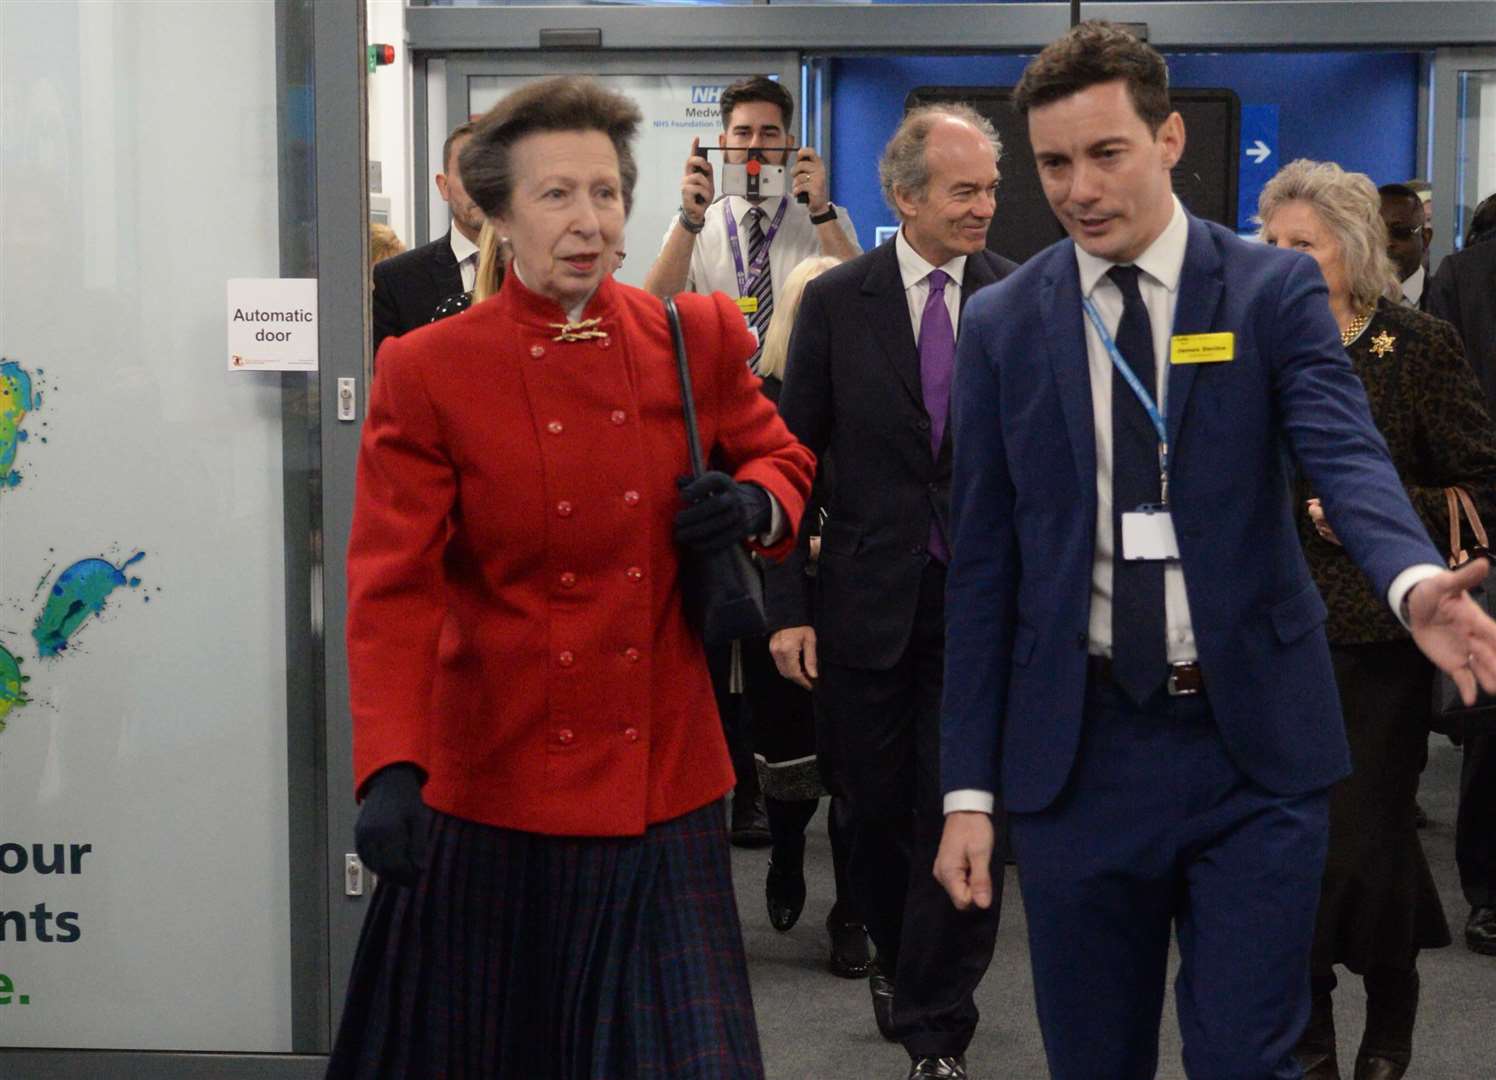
left=33, top=552, right=146, bottom=658
left=0, top=644, right=28, bottom=734
left=0, top=359, right=35, bottom=489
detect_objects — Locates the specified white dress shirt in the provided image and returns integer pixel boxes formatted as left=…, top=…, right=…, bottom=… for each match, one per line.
left=944, top=196, right=1439, bottom=817
left=1401, top=264, right=1426, bottom=308
left=450, top=227, right=479, bottom=294
left=895, top=227, right=967, bottom=337
left=663, top=195, right=861, bottom=304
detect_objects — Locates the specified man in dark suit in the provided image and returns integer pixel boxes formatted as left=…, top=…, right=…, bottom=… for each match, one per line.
left=934, top=23, right=1496, bottom=1080
left=1380, top=183, right=1432, bottom=309
left=371, top=121, right=483, bottom=356
left=768, top=105, right=1015, bottom=1080
left=1427, top=212, right=1496, bottom=960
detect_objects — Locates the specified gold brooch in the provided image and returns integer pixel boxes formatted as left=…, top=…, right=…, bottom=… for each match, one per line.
left=1369, top=330, right=1396, bottom=358
left=548, top=318, right=609, bottom=343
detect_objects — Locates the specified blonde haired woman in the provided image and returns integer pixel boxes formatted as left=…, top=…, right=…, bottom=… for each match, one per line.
left=1261, top=159, right=1496, bottom=1080
left=755, top=255, right=842, bottom=382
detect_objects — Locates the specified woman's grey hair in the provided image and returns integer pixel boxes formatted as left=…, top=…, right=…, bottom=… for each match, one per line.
left=460, top=76, right=642, bottom=221
left=878, top=104, right=1002, bottom=217
left=1257, top=159, right=1399, bottom=313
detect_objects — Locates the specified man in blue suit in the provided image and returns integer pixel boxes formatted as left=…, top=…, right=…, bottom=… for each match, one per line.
left=933, top=22, right=1496, bottom=1079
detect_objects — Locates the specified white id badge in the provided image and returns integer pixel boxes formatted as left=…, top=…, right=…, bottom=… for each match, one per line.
left=1121, top=505, right=1181, bottom=561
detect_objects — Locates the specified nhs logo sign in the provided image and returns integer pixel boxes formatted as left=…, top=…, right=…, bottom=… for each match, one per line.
left=691, top=85, right=727, bottom=104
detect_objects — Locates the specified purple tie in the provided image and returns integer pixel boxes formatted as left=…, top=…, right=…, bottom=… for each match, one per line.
left=919, top=269, right=956, bottom=561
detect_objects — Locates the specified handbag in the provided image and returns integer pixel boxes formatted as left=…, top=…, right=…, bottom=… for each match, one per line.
left=663, top=296, right=769, bottom=646
left=1430, top=486, right=1496, bottom=737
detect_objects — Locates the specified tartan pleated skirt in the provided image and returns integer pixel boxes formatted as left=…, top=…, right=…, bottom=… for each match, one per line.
left=326, top=799, right=764, bottom=1079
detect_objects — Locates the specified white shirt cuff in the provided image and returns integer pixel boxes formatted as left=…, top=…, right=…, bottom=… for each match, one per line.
left=943, top=789, right=995, bottom=816
left=1388, top=563, right=1446, bottom=630
left=757, top=493, right=786, bottom=546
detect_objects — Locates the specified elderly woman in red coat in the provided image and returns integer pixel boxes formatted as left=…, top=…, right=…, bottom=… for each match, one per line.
left=327, top=77, right=814, bottom=1080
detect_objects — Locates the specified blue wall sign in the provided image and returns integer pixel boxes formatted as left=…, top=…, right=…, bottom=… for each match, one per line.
left=1238, top=104, right=1280, bottom=232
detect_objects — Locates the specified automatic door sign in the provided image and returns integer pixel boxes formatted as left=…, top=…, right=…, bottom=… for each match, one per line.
left=227, top=278, right=318, bottom=371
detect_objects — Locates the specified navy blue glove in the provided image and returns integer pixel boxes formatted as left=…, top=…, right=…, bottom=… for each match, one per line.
left=674, top=471, right=772, bottom=552
left=354, top=763, right=431, bottom=887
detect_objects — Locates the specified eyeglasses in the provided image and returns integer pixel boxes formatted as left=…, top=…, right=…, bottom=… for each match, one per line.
left=1385, top=222, right=1425, bottom=240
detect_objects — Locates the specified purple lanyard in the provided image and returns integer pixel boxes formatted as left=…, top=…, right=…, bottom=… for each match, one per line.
left=724, top=198, right=788, bottom=297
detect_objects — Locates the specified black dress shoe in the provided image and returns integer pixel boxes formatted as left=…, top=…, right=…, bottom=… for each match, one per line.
left=730, top=796, right=772, bottom=849
left=765, top=857, right=806, bottom=931
left=1353, top=1054, right=1407, bottom=1080
left=869, top=963, right=897, bottom=1042
left=1466, top=905, right=1496, bottom=956
left=907, top=1056, right=966, bottom=1079
left=826, top=917, right=870, bottom=978
left=1414, top=801, right=1429, bottom=829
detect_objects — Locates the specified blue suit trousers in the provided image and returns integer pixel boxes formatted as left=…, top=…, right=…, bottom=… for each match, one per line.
left=1010, top=677, right=1330, bottom=1080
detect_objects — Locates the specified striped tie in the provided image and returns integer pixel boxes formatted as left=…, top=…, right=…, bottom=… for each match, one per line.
left=746, top=206, right=774, bottom=371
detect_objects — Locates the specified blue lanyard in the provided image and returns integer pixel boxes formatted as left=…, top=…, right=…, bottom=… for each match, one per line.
left=724, top=197, right=788, bottom=297
left=1081, top=294, right=1171, bottom=504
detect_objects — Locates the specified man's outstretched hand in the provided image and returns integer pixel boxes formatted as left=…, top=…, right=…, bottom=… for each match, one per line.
left=1408, top=557, right=1496, bottom=705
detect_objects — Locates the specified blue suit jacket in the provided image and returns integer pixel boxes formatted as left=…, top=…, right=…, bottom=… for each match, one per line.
left=942, top=212, right=1444, bottom=814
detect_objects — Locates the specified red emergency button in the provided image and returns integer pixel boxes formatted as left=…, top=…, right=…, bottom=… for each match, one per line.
left=558, top=650, right=575, bottom=667
left=559, top=572, right=577, bottom=589
left=610, top=410, right=627, bottom=425
left=547, top=420, right=564, bottom=435
left=623, top=490, right=640, bottom=506
left=530, top=345, right=546, bottom=358
left=623, top=727, right=640, bottom=743
left=556, top=501, right=573, bottom=517
left=625, top=566, right=643, bottom=582
left=624, top=647, right=641, bottom=662
left=557, top=728, right=575, bottom=745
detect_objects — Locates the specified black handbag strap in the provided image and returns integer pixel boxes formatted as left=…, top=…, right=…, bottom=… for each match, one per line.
left=663, top=296, right=707, bottom=479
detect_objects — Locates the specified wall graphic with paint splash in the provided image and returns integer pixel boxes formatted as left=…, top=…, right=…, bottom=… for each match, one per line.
left=0, top=355, right=152, bottom=739
left=32, top=552, right=147, bottom=658
left=1, top=358, right=36, bottom=489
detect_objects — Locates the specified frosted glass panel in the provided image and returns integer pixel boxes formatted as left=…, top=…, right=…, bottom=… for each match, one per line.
left=0, top=0, right=299, bottom=1052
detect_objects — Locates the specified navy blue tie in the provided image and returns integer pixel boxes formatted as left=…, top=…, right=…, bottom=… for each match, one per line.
left=1108, top=265, right=1167, bottom=705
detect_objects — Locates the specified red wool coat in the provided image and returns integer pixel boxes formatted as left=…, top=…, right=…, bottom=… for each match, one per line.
left=347, top=274, right=814, bottom=836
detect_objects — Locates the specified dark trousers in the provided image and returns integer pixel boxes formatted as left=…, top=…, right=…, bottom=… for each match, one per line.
left=1458, top=731, right=1496, bottom=909
left=816, top=561, right=1001, bottom=1059
left=1010, top=677, right=1330, bottom=1080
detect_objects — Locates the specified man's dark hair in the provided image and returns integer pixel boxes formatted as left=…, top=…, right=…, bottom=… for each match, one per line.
left=1378, top=182, right=1424, bottom=214
left=1013, top=21, right=1171, bottom=133
left=441, top=121, right=477, bottom=175
left=459, top=77, right=642, bottom=219
left=719, top=76, right=794, bottom=131
left=1469, top=192, right=1496, bottom=247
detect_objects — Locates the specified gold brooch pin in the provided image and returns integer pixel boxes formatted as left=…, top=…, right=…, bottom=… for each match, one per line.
left=549, top=318, right=609, bottom=343
left=1369, top=330, right=1396, bottom=358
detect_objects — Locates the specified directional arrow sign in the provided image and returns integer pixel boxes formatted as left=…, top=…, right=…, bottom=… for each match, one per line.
left=1237, top=105, right=1281, bottom=232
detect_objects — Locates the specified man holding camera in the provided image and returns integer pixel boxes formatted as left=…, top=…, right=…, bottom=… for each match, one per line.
left=643, top=75, right=860, bottom=369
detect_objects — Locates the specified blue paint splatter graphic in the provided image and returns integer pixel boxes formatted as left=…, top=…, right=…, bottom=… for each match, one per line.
left=33, top=552, right=146, bottom=658
left=0, top=359, right=35, bottom=489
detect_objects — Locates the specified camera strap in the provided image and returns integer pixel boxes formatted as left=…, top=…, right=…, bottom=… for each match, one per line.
left=724, top=196, right=788, bottom=296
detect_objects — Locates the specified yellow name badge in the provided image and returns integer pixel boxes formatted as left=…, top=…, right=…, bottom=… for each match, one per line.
left=1170, top=332, right=1235, bottom=365
left=735, top=296, right=759, bottom=316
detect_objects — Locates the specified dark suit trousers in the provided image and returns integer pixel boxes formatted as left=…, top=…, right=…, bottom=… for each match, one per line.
left=816, top=561, right=1000, bottom=1059
left=1458, top=732, right=1496, bottom=908
left=1009, top=677, right=1329, bottom=1080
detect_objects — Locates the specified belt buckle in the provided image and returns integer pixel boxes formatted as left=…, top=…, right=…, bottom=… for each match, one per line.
left=1167, top=662, right=1201, bottom=697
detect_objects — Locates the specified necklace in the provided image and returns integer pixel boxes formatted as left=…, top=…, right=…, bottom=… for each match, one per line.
left=1340, top=309, right=1372, bottom=346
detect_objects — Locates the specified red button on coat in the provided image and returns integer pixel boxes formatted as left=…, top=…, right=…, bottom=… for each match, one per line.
left=599, top=337, right=613, bottom=349
left=557, top=728, right=574, bottom=745
left=623, top=490, right=640, bottom=506
left=623, top=727, right=640, bottom=743
left=610, top=410, right=627, bottom=425
left=558, top=650, right=575, bottom=667
left=624, top=647, right=641, bottom=662
left=530, top=345, right=546, bottom=358
left=556, top=501, right=573, bottom=517
left=547, top=420, right=564, bottom=435
left=559, top=572, right=577, bottom=589
left=625, top=566, right=643, bottom=582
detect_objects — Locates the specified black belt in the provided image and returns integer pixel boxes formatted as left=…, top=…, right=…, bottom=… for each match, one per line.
left=1087, top=655, right=1204, bottom=697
